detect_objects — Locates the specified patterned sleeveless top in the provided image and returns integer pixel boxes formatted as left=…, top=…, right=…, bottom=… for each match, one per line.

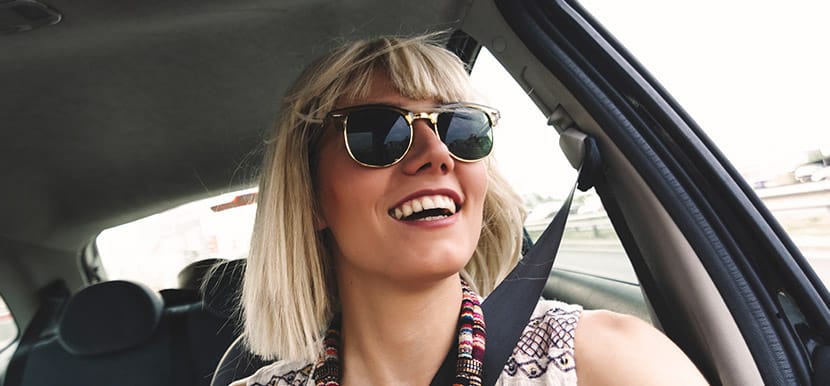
left=231, top=300, right=582, bottom=386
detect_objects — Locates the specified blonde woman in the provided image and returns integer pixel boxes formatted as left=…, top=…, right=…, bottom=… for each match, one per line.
left=232, top=35, right=708, bottom=386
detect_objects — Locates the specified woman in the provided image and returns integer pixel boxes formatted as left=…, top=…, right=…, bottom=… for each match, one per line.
left=232, top=34, right=708, bottom=385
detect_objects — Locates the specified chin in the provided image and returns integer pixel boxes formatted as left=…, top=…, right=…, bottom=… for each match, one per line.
left=391, top=252, right=471, bottom=282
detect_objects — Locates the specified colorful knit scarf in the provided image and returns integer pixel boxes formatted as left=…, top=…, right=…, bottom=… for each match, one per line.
left=312, top=281, right=486, bottom=386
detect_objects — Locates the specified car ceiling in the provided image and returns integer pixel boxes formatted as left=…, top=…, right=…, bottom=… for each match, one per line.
left=0, top=0, right=471, bottom=252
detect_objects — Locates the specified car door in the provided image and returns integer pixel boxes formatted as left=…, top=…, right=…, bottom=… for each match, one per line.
left=458, top=0, right=830, bottom=385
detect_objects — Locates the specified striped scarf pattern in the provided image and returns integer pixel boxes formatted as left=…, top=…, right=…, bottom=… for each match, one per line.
left=454, top=281, right=486, bottom=386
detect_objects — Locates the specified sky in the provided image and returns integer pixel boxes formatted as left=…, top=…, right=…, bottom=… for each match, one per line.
left=578, top=0, right=829, bottom=174
left=473, top=0, right=830, bottom=198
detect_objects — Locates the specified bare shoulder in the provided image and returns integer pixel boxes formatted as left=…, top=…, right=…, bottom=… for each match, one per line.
left=574, top=310, right=709, bottom=386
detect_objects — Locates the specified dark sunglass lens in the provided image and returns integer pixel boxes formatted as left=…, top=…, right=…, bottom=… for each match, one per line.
left=437, top=109, right=493, bottom=161
left=345, top=108, right=411, bottom=166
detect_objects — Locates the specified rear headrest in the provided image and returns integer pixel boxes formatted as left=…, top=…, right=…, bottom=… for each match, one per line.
left=202, top=259, right=245, bottom=318
left=58, top=280, right=163, bottom=356
left=178, top=258, right=227, bottom=290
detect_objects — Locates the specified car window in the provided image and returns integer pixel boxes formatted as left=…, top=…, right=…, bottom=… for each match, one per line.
left=578, top=0, right=830, bottom=284
left=96, top=189, right=257, bottom=291
left=0, top=295, right=17, bottom=350
left=471, top=48, right=637, bottom=284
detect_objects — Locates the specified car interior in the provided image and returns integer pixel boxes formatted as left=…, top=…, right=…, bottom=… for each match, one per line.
left=2, top=0, right=829, bottom=385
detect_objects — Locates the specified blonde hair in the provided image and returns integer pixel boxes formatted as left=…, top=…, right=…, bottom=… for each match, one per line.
left=242, top=34, right=525, bottom=362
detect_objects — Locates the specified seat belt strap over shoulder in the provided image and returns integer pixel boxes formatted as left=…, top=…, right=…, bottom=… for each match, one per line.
left=430, top=130, right=602, bottom=386
left=479, top=131, right=601, bottom=386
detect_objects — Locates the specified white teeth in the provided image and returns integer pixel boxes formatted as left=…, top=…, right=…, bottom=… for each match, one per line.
left=421, top=196, right=435, bottom=210
left=441, top=196, right=453, bottom=210
left=414, top=215, right=448, bottom=221
left=389, top=194, right=458, bottom=220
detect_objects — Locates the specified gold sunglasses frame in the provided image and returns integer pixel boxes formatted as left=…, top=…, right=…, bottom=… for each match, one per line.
left=326, top=102, right=500, bottom=168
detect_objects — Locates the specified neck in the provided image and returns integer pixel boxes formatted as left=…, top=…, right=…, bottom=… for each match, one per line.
left=335, top=272, right=462, bottom=386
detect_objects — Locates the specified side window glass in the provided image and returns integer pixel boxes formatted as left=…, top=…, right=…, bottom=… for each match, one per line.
left=470, top=48, right=637, bottom=284
left=0, top=295, right=17, bottom=350
left=578, top=0, right=830, bottom=285
left=97, top=188, right=257, bottom=291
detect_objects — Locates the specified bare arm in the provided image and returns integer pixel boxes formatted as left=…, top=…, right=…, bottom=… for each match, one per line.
left=575, top=310, right=709, bottom=386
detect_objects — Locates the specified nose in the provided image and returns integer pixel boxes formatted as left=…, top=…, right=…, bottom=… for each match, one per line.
left=399, top=118, right=455, bottom=174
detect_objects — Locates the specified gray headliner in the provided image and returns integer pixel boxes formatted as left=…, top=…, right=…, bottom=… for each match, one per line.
left=0, top=0, right=470, bottom=251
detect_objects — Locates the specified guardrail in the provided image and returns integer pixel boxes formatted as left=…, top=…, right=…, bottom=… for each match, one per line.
left=525, top=180, right=830, bottom=254
left=755, top=179, right=830, bottom=212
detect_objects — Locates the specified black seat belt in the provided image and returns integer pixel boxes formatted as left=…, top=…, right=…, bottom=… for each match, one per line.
left=430, top=133, right=601, bottom=386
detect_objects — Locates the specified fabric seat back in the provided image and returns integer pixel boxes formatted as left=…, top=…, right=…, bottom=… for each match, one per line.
left=17, top=280, right=173, bottom=386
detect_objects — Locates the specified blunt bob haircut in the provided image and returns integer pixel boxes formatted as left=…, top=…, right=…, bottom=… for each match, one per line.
left=242, top=34, right=526, bottom=362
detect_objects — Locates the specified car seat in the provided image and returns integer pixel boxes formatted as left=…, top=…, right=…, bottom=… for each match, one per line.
left=205, top=259, right=268, bottom=386
left=179, top=258, right=228, bottom=290
left=160, top=258, right=239, bottom=386
left=7, top=273, right=240, bottom=386
left=11, top=280, right=178, bottom=385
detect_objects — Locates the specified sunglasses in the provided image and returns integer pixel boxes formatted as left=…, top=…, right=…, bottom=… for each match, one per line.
left=326, top=103, right=499, bottom=168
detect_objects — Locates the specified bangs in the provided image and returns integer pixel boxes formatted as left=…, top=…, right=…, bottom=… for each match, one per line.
left=331, top=36, right=476, bottom=107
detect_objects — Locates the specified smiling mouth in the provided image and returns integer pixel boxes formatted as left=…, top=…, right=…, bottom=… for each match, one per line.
left=389, top=194, right=461, bottom=221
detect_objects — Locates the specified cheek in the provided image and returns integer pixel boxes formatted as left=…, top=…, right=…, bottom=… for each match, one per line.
left=473, top=165, right=490, bottom=239
left=318, top=174, right=359, bottom=219
left=314, top=141, right=387, bottom=231
left=467, top=163, right=489, bottom=209
left=313, top=136, right=349, bottom=228
left=316, top=165, right=353, bottom=229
